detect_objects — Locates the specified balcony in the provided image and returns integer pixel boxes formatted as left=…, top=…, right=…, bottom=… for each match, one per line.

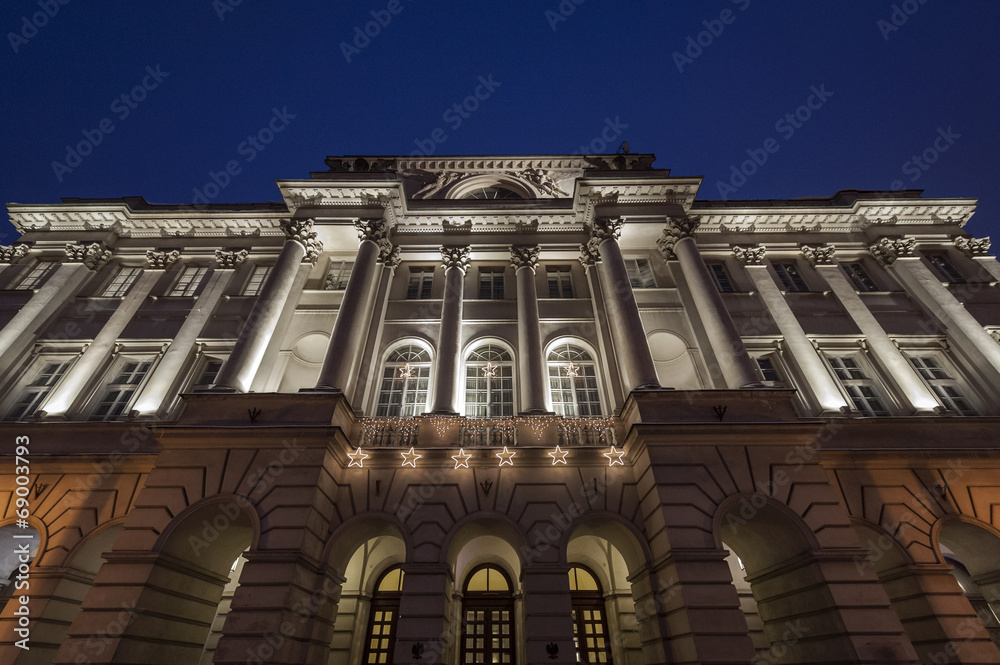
left=357, top=415, right=617, bottom=449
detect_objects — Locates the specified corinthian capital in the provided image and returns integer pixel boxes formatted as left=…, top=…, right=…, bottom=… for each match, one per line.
left=868, top=237, right=915, bottom=267
left=379, top=244, right=401, bottom=269
left=65, top=242, right=113, bottom=271
left=510, top=245, right=540, bottom=271
left=733, top=245, right=767, bottom=266
left=355, top=218, right=389, bottom=244
left=215, top=249, right=249, bottom=269
left=146, top=249, right=181, bottom=269
left=954, top=236, right=991, bottom=257
left=0, top=244, right=30, bottom=264
left=800, top=244, right=836, bottom=266
left=590, top=217, right=624, bottom=243
left=657, top=216, right=701, bottom=259
left=578, top=242, right=601, bottom=269
left=281, top=218, right=323, bottom=263
left=440, top=245, right=471, bottom=272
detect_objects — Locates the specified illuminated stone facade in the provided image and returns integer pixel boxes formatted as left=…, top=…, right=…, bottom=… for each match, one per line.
left=1, top=154, right=999, bottom=664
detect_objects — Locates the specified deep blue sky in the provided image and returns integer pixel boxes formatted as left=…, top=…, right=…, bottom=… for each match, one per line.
left=2, top=1, right=999, bottom=243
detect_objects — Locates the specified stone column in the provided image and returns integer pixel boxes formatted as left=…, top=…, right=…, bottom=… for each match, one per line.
left=314, top=218, right=390, bottom=391
left=579, top=243, right=626, bottom=406
left=131, top=250, right=245, bottom=418
left=805, top=244, right=942, bottom=414
left=429, top=246, right=469, bottom=415
left=955, top=236, right=1000, bottom=282
left=589, top=217, right=660, bottom=391
left=511, top=245, right=552, bottom=414
left=872, top=237, right=1000, bottom=386
left=0, top=245, right=101, bottom=376
left=658, top=217, right=760, bottom=389
left=736, top=245, right=850, bottom=414
left=214, top=218, right=322, bottom=393
left=39, top=249, right=171, bottom=418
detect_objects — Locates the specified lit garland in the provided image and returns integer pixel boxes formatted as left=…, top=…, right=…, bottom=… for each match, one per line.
left=358, top=415, right=617, bottom=447
left=603, top=446, right=625, bottom=466
left=400, top=446, right=422, bottom=467
left=451, top=448, right=472, bottom=469
left=564, top=362, right=580, bottom=377
left=428, top=416, right=459, bottom=438
left=348, top=447, right=368, bottom=468
left=496, top=446, right=516, bottom=466
left=398, top=363, right=414, bottom=378
left=548, top=445, right=568, bottom=465
left=360, top=417, right=418, bottom=447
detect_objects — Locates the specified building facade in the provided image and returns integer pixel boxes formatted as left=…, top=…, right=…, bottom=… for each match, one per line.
left=0, top=153, right=999, bottom=665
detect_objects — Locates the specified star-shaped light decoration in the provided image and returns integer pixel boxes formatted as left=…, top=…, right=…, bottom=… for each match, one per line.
left=399, top=363, right=414, bottom=379
left=348, top=447, right=369, bottom=468
left=482, top=361, right=498, bottom=378
left=548, top=445, right=569, bottom=465
left=564, top=362, right=580, bottom=378
left=451, top=448, right=472, bottom=469
left=496, top=446, right=516, bottom=466
left=603, top=446, right=625, bottom=467
left=400, top=447, right=422, bottom=468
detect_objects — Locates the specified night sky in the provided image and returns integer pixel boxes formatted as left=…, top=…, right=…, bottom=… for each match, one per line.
left=2, top=1, right=998, bottom=243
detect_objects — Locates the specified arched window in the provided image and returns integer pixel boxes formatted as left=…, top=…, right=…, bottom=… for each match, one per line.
left=569, top=565, right=611, bottom=664
left=363, top=566, right=405, bottom=664
left=461, top=564, right=515, bottom=664
left=465, top=344, right=514, bottom=417
left=377, top=345, right=431, bottom=417
left=547, top=344, right=601, bottom=416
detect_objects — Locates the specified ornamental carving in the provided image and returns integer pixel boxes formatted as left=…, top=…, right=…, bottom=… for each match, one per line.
left=215, top=249, right=249, bottom=269
left=954, top=236, right=991, bottom=257
left=800, top=244, right=836, bottom=266
left=868, top=237, right=915, bottom=267
left=0, top=244, right=30, bottom=264
left=510, top=245, right=540, bottom=271
left=146, top=249, right=181, bottom=269
left=65, top=242, right=113, bottom=271
left=281, top=218, right=323, bottom=263
left=379, top=244, right=401, bottom=269
left=590, top=217, right=624, bottom=243
left=440, top=246, right=471, bottom=272
left=578, top=242, right=601, bottom=269
left=657, top=215, right=701, bottom=259
left=355, top=218, right=389, bottom=244
left=732, top=245, right=767, bottom=266
left=508, top=168, right=569, bottom=197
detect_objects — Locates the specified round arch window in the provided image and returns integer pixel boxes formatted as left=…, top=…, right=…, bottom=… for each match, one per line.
left=461, top=564, right=515, bottom=664
left=465, top=186, right=522, bottom=200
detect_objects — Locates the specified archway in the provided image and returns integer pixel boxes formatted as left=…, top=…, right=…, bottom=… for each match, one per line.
left=937, top=519, right=1000, bottom=649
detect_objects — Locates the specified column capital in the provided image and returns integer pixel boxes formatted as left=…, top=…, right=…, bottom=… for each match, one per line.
left=510, top=245, right=539, bottom=271
left=800, top=243, right=836, bottom=266
left=280, top=218, right=323, bottom=263
left=440, top=245, right=471, bottom=273
left=0, top=244, right=30, bottom=264
left=657, top=215, right=701, bottom=259
left=145, top=249, right=181, bottom=269
left=64, top=242, right=113, bottom=270
left=954, top=235, right=991, bottom=257
left=578, top=242, right=601, bottom=269
left=590, top=216, right=624, bottom=243
left=354, top=217, right=389, bottom=244
left=868, top=236, right=915, bottom=267
left=215, top=248, right=249, bottom=269
left=733, top=244, right=767, bottom=266
left=379, top=244, right=401, bottom=268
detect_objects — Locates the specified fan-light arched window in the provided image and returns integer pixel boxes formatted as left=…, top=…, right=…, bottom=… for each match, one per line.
left=569, top=566, right=612, bottom=664
left=377, top=345, right=431, bottom=417
left=465, top=345, right=514, bottom=417
left=363, top=566, right=405, bottom=664
left=547, top=344, right=601, bottom=416
left=461, top=564, right=515, bottom=664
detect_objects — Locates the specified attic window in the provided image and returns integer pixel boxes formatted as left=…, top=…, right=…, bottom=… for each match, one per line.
left=465, top=186, right=521, bottom=200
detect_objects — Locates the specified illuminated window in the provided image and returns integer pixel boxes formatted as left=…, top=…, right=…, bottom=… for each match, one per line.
left=843, top=263, right=878, bottom=292
left=324, top=260, right=354, bottom=290
left=90, top=360, right=153, bottom=421
left=569, top=566, right=611, bottom=664
left=908, top=355, right=976, bottom=415
left=465, top=345, right=514, bottom=417
left=927, top=254, right=966, bottom=284
left=377, top=346, right=431, bottom=417
left=547, top=344, right=601, bottom=416
left=479, top=268, right=505, bottom=299
left=243, top=265, right=271, bottom=296
left=461, top=565, right=514, bottom=665
left=169, top=266, right=208, bottom=296
left=15, top=262, right=56, bottom=290
left=773, top=262, right=807, bottom=292
left=362, top=566, right=405, bottom=665
left=102, top=267, right=143, bottom=297
left=710, top=263, right=735, bottom=293
left=407, top=267, right=434, bottom=299
left=827, top=356, right=889, bottom=416
left=625, top=258, right=656, bottom=288
left=547, top=266, right=574, bottom=298
left=4, top=360, right=72, bottom=421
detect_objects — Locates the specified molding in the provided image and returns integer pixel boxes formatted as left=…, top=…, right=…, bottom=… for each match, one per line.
left=868, top=237, right=916, bottom=267
left=733, top=245, right=767, bottom=266
left=509, top=245, right=540, bottom=271
left=800, top=244, right=836, bottom=266
left=953, top=235, right=991, bottom=257
left=440, top=245, right=471, bottom=272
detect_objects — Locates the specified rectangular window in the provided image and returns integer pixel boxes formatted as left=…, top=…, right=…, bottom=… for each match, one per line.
left=774, top=263, right=808, bottom=292
left=90, top=360, right=153, bottom=421
left=843, top=263, right=878, bottom=292
left=197, top=359, right=224, bottom=387
left=927, top=254, right=966, bottom=284
left=546, top=266, right=574, bottom=298
left=755, top=357, right=780, bottom=382
left=625, top=258, right=656, bottom=289
left=827, top=356, right=889, bottom=416
left=710, top=263, right=735, bottom=293
left=169, top=266, right=208, bottom=296
left=406, top=268, right=434, bottom=300
left=243, top=265, right=271, bottom=296
left=4, top=360, right=71, bottom=421
left=102, top=267, right=143, bottom=297
left=478, top=269, right=505, bottom=300
left=324, top=261, right=354, bottom=290
left=16, top=262, right=56, bottom=290
left=908, top=355, right=976, bottom=415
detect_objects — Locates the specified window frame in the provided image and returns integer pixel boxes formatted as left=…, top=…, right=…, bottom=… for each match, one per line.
left=478, top=268, right=506, bottom=300
left=362, top=565, right=404, bottom=665
left=406, top=267, right=434, bottom=300
left=926, top=253, right=967, bottom=284
left=2, top=357, right=75, bottom=421
left=324, top=260, right=355, bottom=291
left=242, top=265, right=272, bottom=296
left=842, top=262, right=879, bottom=293
left=546, top=342, right=603, bottom=417
left=464, top=343, right=515, bottom=418
left=460, top=564, right=516, bottom=665
left=375, top=344, right=432, bottom=417
left=569, top=565, right=612, bottom=664
left=825, top=353, right=892, bottom=416
left=546, top=266, right=574, bottom=298
left=169, top=265, right=208, bottom=297
left=906, top=353, right=978, bottom=415
left=772, top=261, right=808, bottom=292
left=88, top=356, right=156, bottom=421
left=709, top=262, right=736, bottom=293
left=624, top=258, right=656, bottom=289
left=101, top=266, right=144, bottom=297
left=15, top=261, right=57, bottom=291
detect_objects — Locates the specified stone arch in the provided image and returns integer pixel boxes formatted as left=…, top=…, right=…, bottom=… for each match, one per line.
left=325, top=513, right=411, bottom=579
left=933, top=516, right=1000, bottom=649
left=646, top=329, right=702, bottom=389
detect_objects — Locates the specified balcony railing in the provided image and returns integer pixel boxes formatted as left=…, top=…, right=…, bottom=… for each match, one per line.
left=357, top=415, right=617, bottom=448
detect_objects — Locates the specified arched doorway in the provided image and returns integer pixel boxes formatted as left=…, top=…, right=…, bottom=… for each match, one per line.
left=569, top=565, right=612, bottom=664
left=362, top=565, right=405, bottom=664
left=937, top=520, right=1000, bottom=649
left=460, top=563, right=516, bottom=664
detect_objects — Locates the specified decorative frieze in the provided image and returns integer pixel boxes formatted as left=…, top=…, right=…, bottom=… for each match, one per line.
left=800, top=244, right=836, bottom=266
left=510, top=245, right=540, bottom=271
left=733, top=245, right=767, bottom=266
left=65, top=242, right=113, bottom=271
left=954, top=236, right=991, bottom=257
left=146, top=249, right=181, bottom=269
left=215, top=249, right=249, bottom=269
left=657, top=215, right=701, bottom=259
left=868, top=237, right=916, bottom=267
left=0, top=244, right=30, bottom=264
left=440, top=245, right=471, bottom=273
